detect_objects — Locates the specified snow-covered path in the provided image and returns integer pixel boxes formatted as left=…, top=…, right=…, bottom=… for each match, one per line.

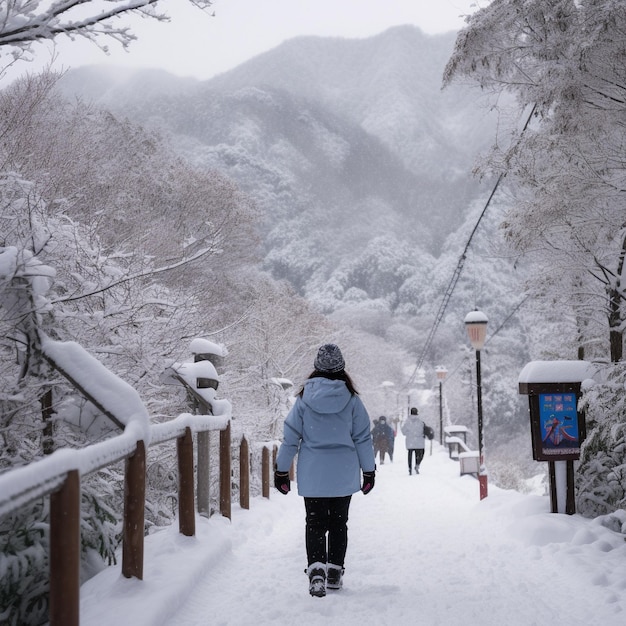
left=80, top=438, right=626, bottom=625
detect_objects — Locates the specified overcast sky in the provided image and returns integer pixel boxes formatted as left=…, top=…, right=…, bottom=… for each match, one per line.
left=6, top=0, right=479, bottom=84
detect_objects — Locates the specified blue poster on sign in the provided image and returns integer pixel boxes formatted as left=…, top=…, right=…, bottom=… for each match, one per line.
left=539, top=393, right=580, bottom=457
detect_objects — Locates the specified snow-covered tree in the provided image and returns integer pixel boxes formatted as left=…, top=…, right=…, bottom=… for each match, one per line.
left=0, top=1, right=213, bottom=70
left=0, top=174, right=175, bottom=624
left=443, top=0, right=626, bottom=515
left=578, top=365, right=626, bottom=516
left=220, top=275, right=334, bottom=441
left=444, top=0, right=626, bottom=363
left=0, top=69, right=260, bottom=624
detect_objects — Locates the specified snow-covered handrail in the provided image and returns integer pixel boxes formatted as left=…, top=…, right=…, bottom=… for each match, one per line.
left=151, top=412, right=230, bottom=445
left=0, top=412, right=231, bottom=518
left=41, top=337, right=152, bottom=440
left=0, top=425, right=141, bottom=517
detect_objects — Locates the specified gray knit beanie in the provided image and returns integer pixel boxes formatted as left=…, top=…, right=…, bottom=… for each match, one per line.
left=314, top=343, right=345, bottom=373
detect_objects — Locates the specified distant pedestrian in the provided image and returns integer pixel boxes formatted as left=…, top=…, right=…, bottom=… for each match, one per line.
left=371, top=417, right=380, bottom=458
left=401, top=407, right=434, bottom=475
left=371, top=415, right=394, bottom=464
left=274, top=343, right=376, bottom=597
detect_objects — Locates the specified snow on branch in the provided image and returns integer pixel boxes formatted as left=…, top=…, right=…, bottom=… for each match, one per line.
left=0, top=1, right=214, bottom=60
left=50, top=243, right=221, bottom=304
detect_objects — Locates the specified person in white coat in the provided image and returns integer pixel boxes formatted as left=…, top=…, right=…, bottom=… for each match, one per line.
left=401, top=407, right=433, bottom=475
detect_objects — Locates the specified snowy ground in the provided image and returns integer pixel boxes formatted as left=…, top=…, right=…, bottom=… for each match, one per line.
left=80, top=437, right=626, bottom=625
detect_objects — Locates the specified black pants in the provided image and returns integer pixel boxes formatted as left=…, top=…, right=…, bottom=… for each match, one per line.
left=408, top=448, right=425, bottom=468
left=304, top=496, right=352, bottom=566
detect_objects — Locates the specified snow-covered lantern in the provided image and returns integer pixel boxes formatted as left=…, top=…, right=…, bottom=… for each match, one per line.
left=194, top=360, right=219, bottom=390
left=161, top=338, right=228, bottom=410
left=190, top=338, right=227, bottom=374
left=435, top=365, right=448, bottom=382
left=518, top=360, right=596, bottom=514
left=464, top=309, right=488, bottom=350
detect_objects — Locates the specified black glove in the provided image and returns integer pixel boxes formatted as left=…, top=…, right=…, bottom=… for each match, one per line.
left=361, top=470, right=375, bottom=495
left=274, top=468, right=291, bottom=494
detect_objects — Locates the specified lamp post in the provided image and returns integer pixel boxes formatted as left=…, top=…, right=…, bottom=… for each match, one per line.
left=435, top=365, right=448, bottom=445
left=464, top=309, right=488, bottom=500
left=407, top=388, right=418, bottom=418
left=381, top=380, right=395, bottom=420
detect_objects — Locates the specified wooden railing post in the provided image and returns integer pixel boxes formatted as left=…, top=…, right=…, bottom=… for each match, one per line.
left=197, top=430, right=210, bottom=517
left=219, top=421, right=231, bottom=519
left=178, top=426, right=196, bottom=536
left=262, top=446, right=270, bottom=499
left=240, top=437, right=250, bottom=510
left=122, top=440, right=146, bottom=579
left=41, top=388, right=54, bottom=456
left=49, top=470, right=80, bottom=626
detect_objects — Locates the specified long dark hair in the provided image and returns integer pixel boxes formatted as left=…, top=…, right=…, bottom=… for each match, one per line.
left=297, top=369, right=359, bottom=397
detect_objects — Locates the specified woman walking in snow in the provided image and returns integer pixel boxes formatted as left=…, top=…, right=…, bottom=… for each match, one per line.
left=274, top=343, right=376, bottom=597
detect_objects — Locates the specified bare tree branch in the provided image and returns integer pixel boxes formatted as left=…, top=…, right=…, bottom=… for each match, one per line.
left=0, top=1, right=213, bottom=53
left=50, top=243, right=219, bottom=304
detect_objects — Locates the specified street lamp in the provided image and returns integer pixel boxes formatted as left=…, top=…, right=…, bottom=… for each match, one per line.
left=435, top=365, right=448, bottom=445
left=464, top=309, right=488, bottom=500
left=407, top=388, right=418, bottom=420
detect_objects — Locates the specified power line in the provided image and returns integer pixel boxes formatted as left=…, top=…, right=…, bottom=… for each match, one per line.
left=404, top=104, right=537, bottom=389
left=406, top=173, right=504, bottom=386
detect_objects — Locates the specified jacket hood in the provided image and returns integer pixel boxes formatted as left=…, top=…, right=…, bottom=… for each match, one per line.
left=301, top=377, right=352, bottom=414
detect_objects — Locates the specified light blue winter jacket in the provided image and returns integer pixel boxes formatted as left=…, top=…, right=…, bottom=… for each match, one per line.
left=275, top=377, right=376, bottom=497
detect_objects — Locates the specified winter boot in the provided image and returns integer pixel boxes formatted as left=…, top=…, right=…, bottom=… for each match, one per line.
left=408, top=467, right=412, bottom=475
left=326, top=564, right=344, bottom=590
left=306, top=562, right=326, bottom=597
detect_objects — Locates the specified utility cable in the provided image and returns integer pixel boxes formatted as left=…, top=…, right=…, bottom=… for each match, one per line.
left=404, top=104, right=537, bottom=389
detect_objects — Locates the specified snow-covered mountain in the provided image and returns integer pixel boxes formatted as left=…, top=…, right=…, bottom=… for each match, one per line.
left=58, top=25, right=498, bottom=282
left=206, top=26, right=495, bottom=177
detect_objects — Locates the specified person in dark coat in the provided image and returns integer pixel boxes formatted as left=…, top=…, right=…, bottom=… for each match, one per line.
left=371, top=415, right=394, bottom=464
left=371, top=417, right=380, bottom=459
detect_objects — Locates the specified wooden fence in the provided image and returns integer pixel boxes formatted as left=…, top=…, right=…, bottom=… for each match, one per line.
left=0, top=420, right=278, bottom=626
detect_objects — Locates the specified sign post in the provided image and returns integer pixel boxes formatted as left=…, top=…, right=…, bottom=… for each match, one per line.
left=518, top=361, right=595, bottom=514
